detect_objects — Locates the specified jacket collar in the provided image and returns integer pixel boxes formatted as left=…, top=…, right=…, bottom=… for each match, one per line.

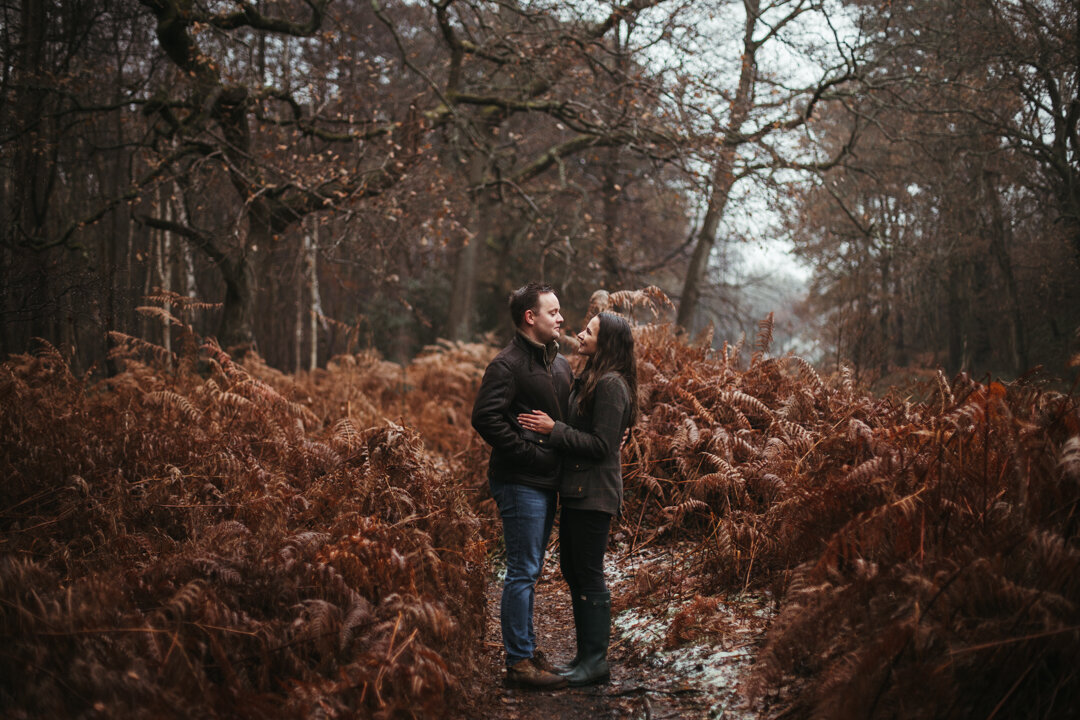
left=514, top=331, right=560, bottom=368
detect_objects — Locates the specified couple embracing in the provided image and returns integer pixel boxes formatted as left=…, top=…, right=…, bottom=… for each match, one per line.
left=471, top=282, right=638, bottom=689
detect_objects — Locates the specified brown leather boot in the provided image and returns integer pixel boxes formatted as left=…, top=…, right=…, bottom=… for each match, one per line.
left=505, top=658, right=569, bottom=689
left=530, top=650, right=561, bottom=675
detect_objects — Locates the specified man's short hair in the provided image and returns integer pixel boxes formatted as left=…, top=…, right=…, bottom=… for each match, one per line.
left=509, top=282, right=554, bottom=328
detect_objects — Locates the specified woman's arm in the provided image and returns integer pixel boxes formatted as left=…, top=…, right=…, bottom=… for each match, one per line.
left=548, top=375, right=630, bottom=460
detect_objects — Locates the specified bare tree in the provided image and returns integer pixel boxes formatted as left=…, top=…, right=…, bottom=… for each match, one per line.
left=131, top=0, right=428, bottom=353
left=787, top=0, right=1078, bottom=376
left=672, top=0, right=859, bottom=332
left=375, top=0, right=683, bottom=339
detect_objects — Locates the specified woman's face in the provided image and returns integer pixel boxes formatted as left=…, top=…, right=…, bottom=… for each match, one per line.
left=577, top=315, right=601, bottom=356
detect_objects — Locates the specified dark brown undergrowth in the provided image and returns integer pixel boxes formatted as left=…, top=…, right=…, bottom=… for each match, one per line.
left=4, top=290, right=1078, bottom=719
left=611, top=303, right=1080, bottom=720
left=0, top=317, right=489, bottom=718
left=291, top=339, right=498, bottom=531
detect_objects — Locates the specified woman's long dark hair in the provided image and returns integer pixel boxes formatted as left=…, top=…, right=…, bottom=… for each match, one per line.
left=577, top=312, right=639, bottom=427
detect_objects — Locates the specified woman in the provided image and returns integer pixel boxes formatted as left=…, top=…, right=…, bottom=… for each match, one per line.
left=517, top=311, right=638, bottom=686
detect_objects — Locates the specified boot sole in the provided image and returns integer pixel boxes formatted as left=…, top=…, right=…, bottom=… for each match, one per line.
left=567, top=673, right=610, bottom=687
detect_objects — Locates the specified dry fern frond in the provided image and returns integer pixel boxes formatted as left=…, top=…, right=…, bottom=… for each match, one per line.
left=163, top=580, right=208, bottom=621
left=721, top=404, right=753, bottom=431
left=775, top=392, right=802, bottom=424
left=31, top=336, right=68, bottom=365
left=144, top=390, right=202, bottom=423
left=729, top=334, right=746, bottom=367
left=772, top=418, right=814, bottom=454
left=848, top=418, right=875, bottom=450
left=108, top=331, right=178, bottom=367
left=339, top=595, right=375, bottom=653
left=300, top=439, right=343, bottom=472
left=752, top=312, right=775, bottom=364
left=940, top=397, right=986, bottom=432
left=217, top=390, right=258, bottom=415
left=636, top=474, right=666, bottom=498
left=936, top=368, right=954, bottom=410
left=842, top=454, right=891, bottom=485
left=145, top=291, right=222, bottom=313
left=722, top=390, right=774, bottom=422
left=672, top=416, right=701, bottom=452
left=135, top=305, right=184, bottom=327
left=729, top=431, right=759, bottom=460
left=331, top=417, right=363, bottom=453
left=837, top=363, right=855, bottom=400
left=690, top=458, right=745, bottom=506
left=761, top=436, right=791, bottom=463
left=606, top=285, right=674, bottom=318
left=192, top=555, right=243, bottom=586
left=663, top=498, right=711, bottom=526
left=1058, top=436, right=1080, bottom=485
left=674, top=385, right=717, bottom=425
left=295, top=598, right=343, bottom=661
left=788, top=355, right=826, bottom=395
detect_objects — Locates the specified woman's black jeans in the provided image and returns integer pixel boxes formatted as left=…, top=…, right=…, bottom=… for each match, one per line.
left=559, top=506, right=611, bottom=595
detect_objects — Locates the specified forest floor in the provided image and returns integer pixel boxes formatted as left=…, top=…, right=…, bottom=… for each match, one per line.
left=459, top=541, right=777, bottom=720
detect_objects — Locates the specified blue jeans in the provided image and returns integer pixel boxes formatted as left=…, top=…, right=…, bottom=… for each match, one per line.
left=489, top=477, right=556, bottom=667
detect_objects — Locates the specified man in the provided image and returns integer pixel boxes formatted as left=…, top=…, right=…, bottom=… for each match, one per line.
left=472, top=282, right=573, bottom=689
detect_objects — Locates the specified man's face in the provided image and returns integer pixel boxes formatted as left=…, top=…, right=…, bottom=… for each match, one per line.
left=526, top=292, right=563, bottom=344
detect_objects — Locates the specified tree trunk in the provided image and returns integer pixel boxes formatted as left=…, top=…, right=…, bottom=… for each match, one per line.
left=159, top=193, right=173, bottom=363
left=676, top=144, right=741, bottom=331
left=601, top=145, right=624, bottom=288
left=305, top=219, right=322, bottom=371
left=294, top=243, right=304, bottom=372
left=601, top=19, right=627, bottom=289
left=890, top=264, right=908, bottom=368
left=217, top=219, right=259, bottom=356
left=142, top=217, right=154, bottom=340
left=946, top=258, right=965, bottom=375
left=984, top=173, right=1029, bottom=373
left=878, top=252, right=891, bottom=379
left=676, top=0, right=759, bottom=331
left=218, top=254, right=257, bottom=356
left=172, top=180, right=197, bottom=312
left=104, top=117, right=127, bottom=376
left=13, top=0, right=48, bottom=244
left=447, top=218, right=481, bottom=341
left=968, top=255, right=993, bottom=370
left=0, top=245, right=10, bottom=357
left=447, top=141, right=494, bottom=341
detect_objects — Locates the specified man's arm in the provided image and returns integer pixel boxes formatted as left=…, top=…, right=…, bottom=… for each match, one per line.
left=472, top=358, right=548, bottom=462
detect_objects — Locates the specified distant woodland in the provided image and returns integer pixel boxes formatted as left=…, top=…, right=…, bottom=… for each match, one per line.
left=2, top=0, right=1078, bottom=380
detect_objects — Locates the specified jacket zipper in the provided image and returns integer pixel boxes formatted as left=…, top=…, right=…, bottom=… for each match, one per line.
left=547, top=367, right=564, bottom=422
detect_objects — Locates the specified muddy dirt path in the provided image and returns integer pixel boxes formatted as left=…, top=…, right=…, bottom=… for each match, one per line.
left=461, top=543, right=773, bottom=720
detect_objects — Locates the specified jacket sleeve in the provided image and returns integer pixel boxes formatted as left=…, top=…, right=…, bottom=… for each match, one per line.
left=471, top=357, right=554, bottom=464
left=549, top=375, right=629, bottom=460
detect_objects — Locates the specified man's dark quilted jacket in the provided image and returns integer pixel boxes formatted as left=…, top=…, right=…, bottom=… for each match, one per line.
left=471, top=333, right=573, bottom=490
